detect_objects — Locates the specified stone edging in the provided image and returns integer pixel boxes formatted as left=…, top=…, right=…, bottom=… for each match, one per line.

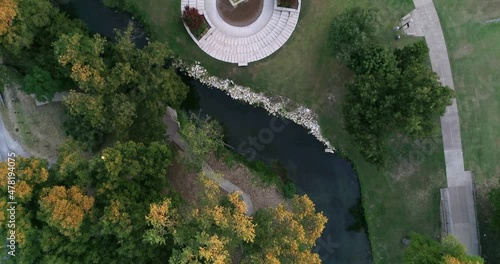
left=174, top=59, right=336, bottom=153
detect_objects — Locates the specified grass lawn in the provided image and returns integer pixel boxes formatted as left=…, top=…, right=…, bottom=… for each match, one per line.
left=434, top=0, right=500, bottom=260
left=0, top=85, right=67, bottom=161
left=126, top=0, right=448, bottom=262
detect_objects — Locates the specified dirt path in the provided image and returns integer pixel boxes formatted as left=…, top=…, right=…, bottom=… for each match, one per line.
left=163, top=107, right=255, bottom=215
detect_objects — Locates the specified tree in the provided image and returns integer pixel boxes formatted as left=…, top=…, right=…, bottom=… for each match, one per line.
left=180, top=113, right=224, bottom=167
left=342, top=44, right=454, bottom=165
left=38, top=186, right=94, bottom=237
left=145, top=176, right=326, bottom=264
left=403, top=233, right=484, bottom=264
left=329, top=7, right=378, bottom=64
left=22, top=66, right=62, bottom=102
left=0, top=0, right=17, bottom=36
left=394, top=40, right=429, bottom=70
left=87, top=141, right=175, bottom=262
left=0, top=0, right=55, bottom=55
left=0, top=158, right=49, bottom=203
left=348, top=44, right=398, bottom=75
left=243, top=195, right=327, bottom=264
left=145, top=176, right=255, bottom=263
left=54, top=25, right=188, bottom=147
left=0, top=158, right=51, bottom=263
left=63, top=91, right=106, bottom=149
left=54, top=33, right=107, bottom=92
left=0, top=0, right=84, bottom=104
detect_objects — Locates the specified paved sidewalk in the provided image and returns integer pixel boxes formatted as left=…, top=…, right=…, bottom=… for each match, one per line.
left=409, top=0, right=480, bottom=255
left=163, top=107, right=255, bottom=215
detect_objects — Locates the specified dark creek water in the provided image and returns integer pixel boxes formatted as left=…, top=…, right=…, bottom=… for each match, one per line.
left=63, top=0, right=372, bottom=262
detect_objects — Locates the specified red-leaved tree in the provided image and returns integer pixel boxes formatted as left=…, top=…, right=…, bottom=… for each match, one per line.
left=182, top=6, right=204, bottom=33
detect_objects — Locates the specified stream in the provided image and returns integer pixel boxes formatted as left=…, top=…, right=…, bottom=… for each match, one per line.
left=62, top=0, right=372, bottom=262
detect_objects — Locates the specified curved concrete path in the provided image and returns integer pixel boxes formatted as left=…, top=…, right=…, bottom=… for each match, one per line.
left=181, top=0, right=301, bottom=66
left=163, top=107, right=255, bottom=215
left=406, top=0, right=479, bottom=255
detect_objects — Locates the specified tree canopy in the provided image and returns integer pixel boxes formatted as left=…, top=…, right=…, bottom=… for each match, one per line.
left=54, top=25, right=188, bottom=149
left=403, top=233, right=484, bottom=264
left=330, top=8, right=454, bottom=165
left=329, top=7, right=378, bottom=64
left=180, top=113, right=225, bottom=168
left=342, top=42, right=453, bottom=165
left=145, top=175, right=327, bottom=263
left=0, top=0, right=84, bottom=102
left=2, top=1, right=188, bottom=149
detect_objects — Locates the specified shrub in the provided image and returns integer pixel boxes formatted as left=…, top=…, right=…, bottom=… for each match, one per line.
left=182, top=6, right=206, bottom=37
left=282, top=181, right=296, bottom=199
left=278, top=0, right=297, bottom=8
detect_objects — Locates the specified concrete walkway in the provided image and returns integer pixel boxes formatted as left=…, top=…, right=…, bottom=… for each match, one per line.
left=163, top=107, right=255, bottom=215
left=407, top=0, right=480, bottom=255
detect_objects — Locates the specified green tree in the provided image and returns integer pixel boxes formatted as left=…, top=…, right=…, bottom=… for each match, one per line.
left=38, top=186, right=94, bottom=238
left=54, top=25, right=188, bottom=147
left=329, top=7, right=378, bottom=64
left=0, top=158, right=50, bottom=263
left=145, top=176, right=255, bottom=263
left=54, top=33, right=107, bottom=92
left=22, top=66, right=62, bottom=102
left=394, top=40, right=429, bottom=70
left=403, top=233, right=484, bottom=264
left=0, top=0, right=55, bottom=56
left=342, top=44, right=453, bottom=165
left=63, top=91, right=106, bottom=149
left=180, top=113, right=224, bottom=167
left=1, top=0, right=84, bottom=102
left=89, top=141, right=175, bottom=262
left=348, top=44, right=398, bottom=75
left=0, top=0, right=17, bottom=36
left=54, top=139, right=91, bottom=185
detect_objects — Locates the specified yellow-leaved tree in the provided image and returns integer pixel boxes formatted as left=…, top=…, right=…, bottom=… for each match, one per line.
left=38, top=186, right=94, bottom=237
left=0, top=0, right=17, bottom=35
left=243, top=195, right=328, bottom=264
left=145, top=175, right=327, bottom=263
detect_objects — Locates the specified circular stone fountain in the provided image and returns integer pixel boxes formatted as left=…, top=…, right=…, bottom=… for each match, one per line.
left=181, top=0, right=301, bottom=66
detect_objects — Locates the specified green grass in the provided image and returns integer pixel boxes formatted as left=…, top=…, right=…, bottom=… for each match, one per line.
left=125, top=0, right=448, bottom=262
left=0, top=84, right=67, bottom=161
left=434, top=0, right=500, bottom=260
